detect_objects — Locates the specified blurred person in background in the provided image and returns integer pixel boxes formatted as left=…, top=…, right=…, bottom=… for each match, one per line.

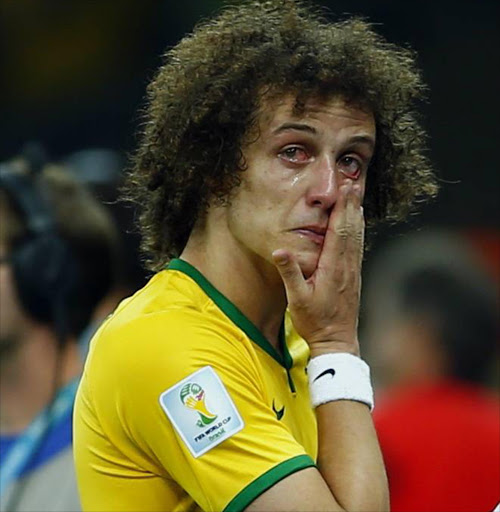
left=363, top=229, right=500, bottom=512
left=0, top=147, right=119, bottom=511
left=63, top=148, right=147, bottom=358
left=74, top=1, right=439, bottom=511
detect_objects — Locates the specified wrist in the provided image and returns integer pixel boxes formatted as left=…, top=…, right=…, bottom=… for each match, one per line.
left=307, top=352, right=374, bottom=411
left=309, top=340, right=360, bottom=359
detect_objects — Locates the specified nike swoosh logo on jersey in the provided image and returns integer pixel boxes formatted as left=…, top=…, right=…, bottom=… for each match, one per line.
left=313, top=368, right=336, bottom=382
left=272, top=399, right=285, bottom=421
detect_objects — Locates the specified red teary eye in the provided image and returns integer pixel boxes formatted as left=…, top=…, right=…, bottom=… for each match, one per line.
left=279, top=146, right=310, bottom=164
left=339, top=156, right=361, bottom=179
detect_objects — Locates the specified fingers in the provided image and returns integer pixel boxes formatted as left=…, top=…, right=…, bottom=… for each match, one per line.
left=345, top=184, right=365, bottom=267
left=272, top=249, right=307, bottom=303
left=319, top=181, right=364, bottom=272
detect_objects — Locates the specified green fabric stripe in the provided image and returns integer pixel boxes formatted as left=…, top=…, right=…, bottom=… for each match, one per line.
left=278, top=323, right=296, bottom=393
left=223, top=454, right=315, bottom=512
left=167, top=259, right=294, bottom=370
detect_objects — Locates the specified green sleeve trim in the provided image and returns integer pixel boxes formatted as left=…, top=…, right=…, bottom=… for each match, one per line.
left=222, top=454, right=315, bottom=512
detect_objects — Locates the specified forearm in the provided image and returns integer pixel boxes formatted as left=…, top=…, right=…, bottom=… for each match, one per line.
left=316, top=399, right=389, bottom=512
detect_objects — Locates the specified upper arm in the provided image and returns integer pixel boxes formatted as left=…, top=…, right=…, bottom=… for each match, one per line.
left=245, top=467, right=342, bottom=512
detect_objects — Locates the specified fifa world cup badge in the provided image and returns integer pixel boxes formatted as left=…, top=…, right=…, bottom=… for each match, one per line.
left=159, top=366, right=244, bottom=457
left=180, top=382, right=218, bottom=427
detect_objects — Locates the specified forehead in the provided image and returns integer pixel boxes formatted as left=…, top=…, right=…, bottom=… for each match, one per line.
left=256, top=93, right=375, bottom=135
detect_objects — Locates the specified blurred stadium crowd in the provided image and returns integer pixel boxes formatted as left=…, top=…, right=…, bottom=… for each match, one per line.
left=0, top=1, right=498, bottom=511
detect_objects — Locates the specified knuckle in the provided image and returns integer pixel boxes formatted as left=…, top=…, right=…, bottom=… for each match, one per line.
left=335, top=225, right=349, bottom=239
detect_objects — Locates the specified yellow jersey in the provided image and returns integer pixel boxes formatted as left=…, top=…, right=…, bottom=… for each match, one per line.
left=74, top=259, right=317, bottom=512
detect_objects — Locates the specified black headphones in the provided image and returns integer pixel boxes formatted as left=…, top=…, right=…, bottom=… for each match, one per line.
left=0, top=147, right=81, bottom=344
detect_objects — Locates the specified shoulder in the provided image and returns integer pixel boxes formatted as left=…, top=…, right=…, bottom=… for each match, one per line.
left=89, top=269, right=247, bottom=363
left=82, top=269, right=260, bottom=408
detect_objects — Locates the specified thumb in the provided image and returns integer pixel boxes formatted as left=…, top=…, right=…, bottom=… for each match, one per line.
left=272, top=249, right=306, bottom=301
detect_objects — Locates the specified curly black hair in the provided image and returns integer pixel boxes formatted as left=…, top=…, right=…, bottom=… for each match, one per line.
left=125, top=0, right=438, bottom=271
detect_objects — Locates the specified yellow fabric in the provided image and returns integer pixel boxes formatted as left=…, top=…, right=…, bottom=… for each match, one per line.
left=74, top=262, right=317, bottom=512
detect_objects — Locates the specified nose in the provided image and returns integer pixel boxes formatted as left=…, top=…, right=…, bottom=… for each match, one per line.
left=306, top=155, right=338, bottom=209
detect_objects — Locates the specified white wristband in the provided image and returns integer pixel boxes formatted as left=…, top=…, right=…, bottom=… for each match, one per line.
left=307, top=353, right=374, bottom=411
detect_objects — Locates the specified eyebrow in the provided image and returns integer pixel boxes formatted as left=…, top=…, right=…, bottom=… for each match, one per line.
left=271, top=122, right=317, bottom=135
left=344, top=135, right=376, bottom=151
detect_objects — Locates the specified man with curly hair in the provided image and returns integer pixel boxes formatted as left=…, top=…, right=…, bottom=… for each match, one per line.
left=74, top=1, right=437, bottom=511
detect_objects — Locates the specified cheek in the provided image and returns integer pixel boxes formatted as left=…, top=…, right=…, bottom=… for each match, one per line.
left=358, top=171, right=368, bottom=194
left=360, top=174, right=368, bottom=193
left=241, top=172, right=291, bottom=217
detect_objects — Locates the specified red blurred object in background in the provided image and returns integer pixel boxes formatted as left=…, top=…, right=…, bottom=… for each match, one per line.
left=374, top=381, right=500, bottom=512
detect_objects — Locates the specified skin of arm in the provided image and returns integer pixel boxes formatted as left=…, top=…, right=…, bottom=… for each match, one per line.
left=246, top=182, right=389, bottom=512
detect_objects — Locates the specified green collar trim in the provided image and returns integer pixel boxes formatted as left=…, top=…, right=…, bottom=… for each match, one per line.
left=167, top=259, right=293, bottom=369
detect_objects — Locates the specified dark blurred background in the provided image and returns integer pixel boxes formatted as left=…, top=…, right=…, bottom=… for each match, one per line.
left=2, top=6, right=497, bottom=508
left=1, top=0, right=499, bottom=280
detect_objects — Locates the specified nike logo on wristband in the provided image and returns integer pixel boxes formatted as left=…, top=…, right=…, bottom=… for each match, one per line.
left=313, top=368, right=336, bottom=382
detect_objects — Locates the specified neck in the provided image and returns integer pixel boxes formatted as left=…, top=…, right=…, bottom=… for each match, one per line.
left=181, top=222, right=287, bottom=349
left=0, top=326, right=82, bottom=435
